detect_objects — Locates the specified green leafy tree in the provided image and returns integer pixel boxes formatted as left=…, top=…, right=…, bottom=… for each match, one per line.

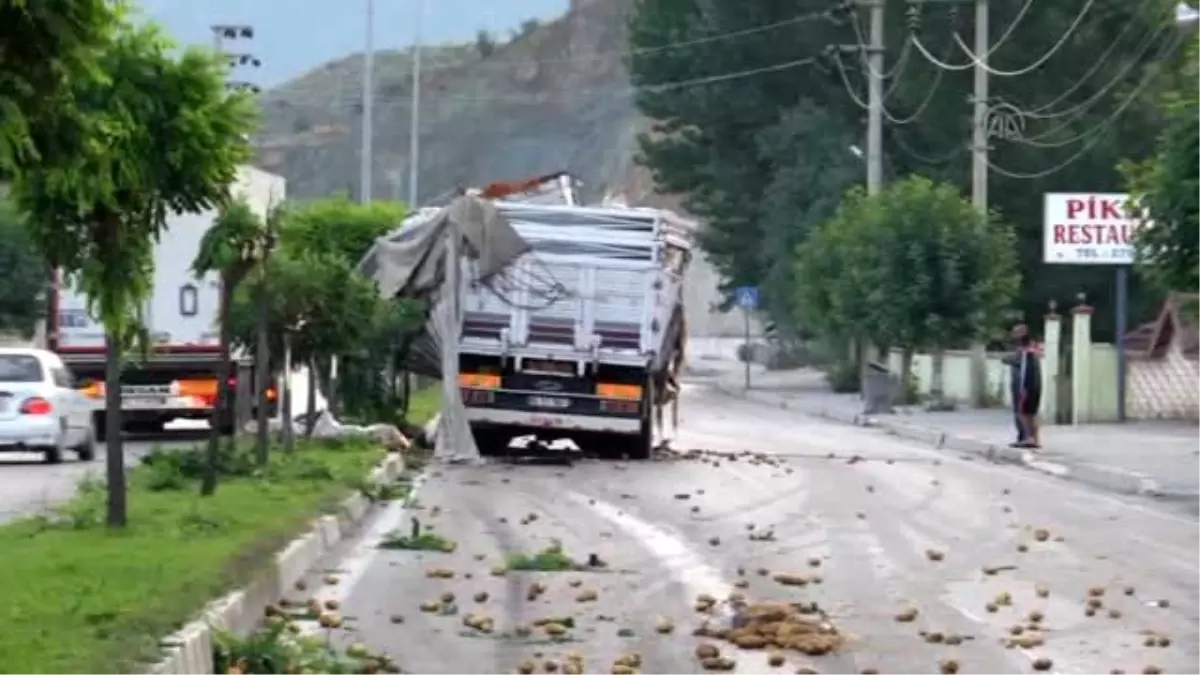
left=628, top=0, right=1185, bottom=340
left=11, top=20, right=255, bottom=527
left=0, top=200, right=49, bottom=337
left=0, top=0, right=119, bottom=173
left=191, top=198, right=268, bottom=495
left=798, top=178, right=1020, bottom=405
left=280, top=196, right=408, bottom=415
left=1122, top=38, right=1199, bottom=294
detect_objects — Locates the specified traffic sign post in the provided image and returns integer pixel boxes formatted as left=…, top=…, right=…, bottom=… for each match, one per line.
left=735, top=286, right=758, bottom=390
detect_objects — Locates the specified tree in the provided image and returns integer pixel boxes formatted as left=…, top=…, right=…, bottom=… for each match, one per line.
left=0, top=0, right=119, bottom=174
left=475, top=29, right=496, bottom=58
left=797, top=178, right=1020, bottom=405
left=280, top=196, right=408, bottom=414
left=11, top=20, right=255, bottom=527
left=224, top=250, right=383, bottom=443
left=1122, top=38, right=1199, bottom=293
left=0, top=200, right=49, bottom=337
left=191, top=198, right=268, bottom=495
left=628, top=0, right=1186, bottom=339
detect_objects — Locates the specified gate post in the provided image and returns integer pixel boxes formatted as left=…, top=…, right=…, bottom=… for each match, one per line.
left=1041, top=303, right=1061, bottom=425
left=1070, top=301, right=1094, bottom=425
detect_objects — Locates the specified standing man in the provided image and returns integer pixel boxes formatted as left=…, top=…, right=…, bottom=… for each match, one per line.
left=1010, top=324, right=1042, bottom=449
left=1003, top=325, right=1028, bottom=447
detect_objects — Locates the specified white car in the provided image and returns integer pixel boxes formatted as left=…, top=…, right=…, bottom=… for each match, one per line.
left=0, top=347, right=97, bottom=463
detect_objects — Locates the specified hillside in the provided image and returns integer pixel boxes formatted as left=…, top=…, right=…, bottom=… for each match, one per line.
left=253, top=0, right=748, bottom=338
left=254, top=0, right=639, bottom=204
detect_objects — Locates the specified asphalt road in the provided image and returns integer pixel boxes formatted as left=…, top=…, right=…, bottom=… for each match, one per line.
left=0, top=426, right=205, bottom=523
left=293, top=381, right=1200, bottom=675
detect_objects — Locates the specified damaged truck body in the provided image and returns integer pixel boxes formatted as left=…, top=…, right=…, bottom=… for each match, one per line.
left=361, top=173, right=696, bottom=459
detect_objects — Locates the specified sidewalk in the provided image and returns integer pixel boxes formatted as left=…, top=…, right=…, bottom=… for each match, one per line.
left=710, top=365, right=1200, bottom=499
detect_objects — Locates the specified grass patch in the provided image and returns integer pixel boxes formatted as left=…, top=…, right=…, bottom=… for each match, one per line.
left=379, top=516, right=456, bottom=552
left=505, top=540, right=578, bottom=572
left=0, top=438, right=385, bottom=674
left=405, top=383, right=441, bottom=427
left=215, top=618, right=400, bottom=674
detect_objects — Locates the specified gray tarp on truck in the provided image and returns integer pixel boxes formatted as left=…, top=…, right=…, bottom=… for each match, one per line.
left=359, top=194, right=531, bottom=299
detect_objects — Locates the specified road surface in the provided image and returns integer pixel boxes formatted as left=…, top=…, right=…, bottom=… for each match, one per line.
left=293, top=380, right=1199, bottom=674
left=0, top=368, right=325, bottom=524
left=0, top=430, right=204, bottom=523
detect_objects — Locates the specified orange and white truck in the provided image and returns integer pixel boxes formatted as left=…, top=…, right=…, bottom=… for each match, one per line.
left=48, top=166, right=283, bottom=439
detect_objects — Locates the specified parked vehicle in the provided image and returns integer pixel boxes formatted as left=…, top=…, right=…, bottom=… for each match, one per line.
left=48, top=166, right=283, bottom=439
left=0, top=348, right=96, bottom=463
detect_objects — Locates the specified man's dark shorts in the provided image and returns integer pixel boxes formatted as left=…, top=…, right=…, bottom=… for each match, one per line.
left=1017, top=390, right=1041, bottom=416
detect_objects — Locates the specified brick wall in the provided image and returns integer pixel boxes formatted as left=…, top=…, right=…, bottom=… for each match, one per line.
left=1127, top=343, right=1199, bottom=420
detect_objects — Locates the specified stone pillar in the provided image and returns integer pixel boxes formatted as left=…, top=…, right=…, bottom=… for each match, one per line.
left=1041, top=304, right=1061, bottom=424
left=1070, top=303, right=1093, bottom=425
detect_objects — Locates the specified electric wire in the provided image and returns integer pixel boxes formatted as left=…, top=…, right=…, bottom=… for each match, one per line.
left=890, top=129, right=967, bottom=165
left=363, top=10, right=832, bottom=76
left=950, top=0, right=1099, bottom=77
left=1019, top=0, right=1164, bottom=115
left=1016, top=18, right=1173, bottom=124
left=263, top=55, right=819, bottom=109
left=986, top=31, right=1185, bottom=179
left=910, top=0, right=1098, bottom=76
left=832, top=46, right=944, bottom=126
left=1011, top=25, right=1178, bottom=148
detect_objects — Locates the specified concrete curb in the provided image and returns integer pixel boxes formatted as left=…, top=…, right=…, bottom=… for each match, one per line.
left=148, top=450, right=407, bottom=675
left=713, top=381, right=1169, bottom=498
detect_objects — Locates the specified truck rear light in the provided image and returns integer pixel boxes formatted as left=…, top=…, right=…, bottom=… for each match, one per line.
left=80, top=382, right=104, bottom=399
left=176, top=379, right=218, bottom=398
left=20, top=397, right=53, bottom=415
left=461, top=388, right=494, bottom=405
left=459, top=372, right=501, bottom=389
left=596, top=383, right=642, bottom=401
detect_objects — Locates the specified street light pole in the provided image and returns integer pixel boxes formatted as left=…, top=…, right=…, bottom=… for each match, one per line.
left=407, top=0, right=426, bottom=206
left=359, top=0, right=375, bottom=206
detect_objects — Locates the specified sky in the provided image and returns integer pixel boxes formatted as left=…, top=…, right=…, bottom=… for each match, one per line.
left=135, top=0, right=571, bottom=87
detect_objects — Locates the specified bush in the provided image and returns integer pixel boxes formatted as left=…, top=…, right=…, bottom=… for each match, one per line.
left=825, top=359, right=861, bottom=393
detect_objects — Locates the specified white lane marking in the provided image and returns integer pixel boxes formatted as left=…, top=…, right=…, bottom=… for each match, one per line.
left=569, top=492, right=773, bottom=674
left=295, top=472, right=429, bottom=629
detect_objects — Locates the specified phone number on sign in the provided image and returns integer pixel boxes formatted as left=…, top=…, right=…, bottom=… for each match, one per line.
left=1068, top=246, right=1134, bottom=261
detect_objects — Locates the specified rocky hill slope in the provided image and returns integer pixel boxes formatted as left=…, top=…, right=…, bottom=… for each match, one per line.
left=253, top=0, right=747, bottom=337
left=254, top=0, right=640, bottom=204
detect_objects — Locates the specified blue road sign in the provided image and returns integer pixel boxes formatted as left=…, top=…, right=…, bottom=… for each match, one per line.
left=735, top=285, right=759, bottom=310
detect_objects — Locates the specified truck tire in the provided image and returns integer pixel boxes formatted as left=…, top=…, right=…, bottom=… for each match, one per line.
left=93, top=412, right=108, bottom=443
left=626, top=416, right=653, bottom=461
left=470, top=426, right=511, bottom=456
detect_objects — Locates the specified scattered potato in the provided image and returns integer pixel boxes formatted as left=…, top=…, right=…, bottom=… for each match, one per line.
left=656, top=617, right=675, bottom=634
left=1033, top=529, right=1050, bottom=542
left=1032, top=657, right=1053, bottom=671
left=517, top=660, right=536, bottom=674
left=894, top=607, right=919, bottom=623
left=389, top=614, right=405, bottom=624
left=774, top=573, right=810, bottom=587
left=323, top=574, right=340, bottom=585
left=925, top=549, right=945, bottom=562
left=939, top=660, right=959, bottom=675
left=768, top=652, right=786, bottom=667
left=474, top=591, right=489, bottom=603
left=575, top=588, right=599, bottom=603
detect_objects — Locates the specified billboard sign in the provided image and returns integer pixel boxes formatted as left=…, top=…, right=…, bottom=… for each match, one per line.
left=1043, top=192, right=1145, bottom=265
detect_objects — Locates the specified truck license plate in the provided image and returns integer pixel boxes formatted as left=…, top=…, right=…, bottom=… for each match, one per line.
left=124, top=397, right=166, bottom=409
left=528, top=396, right=569, bottom=410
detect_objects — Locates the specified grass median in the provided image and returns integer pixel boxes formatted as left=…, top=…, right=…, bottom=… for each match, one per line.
left=0, top=438, right=386, bottom=674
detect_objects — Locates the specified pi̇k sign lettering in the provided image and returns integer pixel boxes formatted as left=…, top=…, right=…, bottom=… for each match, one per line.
left=1042, top=192, right=1147, bottom=266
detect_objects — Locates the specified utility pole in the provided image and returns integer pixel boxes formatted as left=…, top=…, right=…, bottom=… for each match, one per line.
left=866, top=0, right=886, bottom=194
left=968, top=0, right=990, bottom=408
left=211, top=24, right=262, bottom=94
left=359, top=0, right=375, bottom=205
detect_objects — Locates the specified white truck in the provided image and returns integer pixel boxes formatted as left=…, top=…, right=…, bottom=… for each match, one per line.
left=454, top=174, right=696, bottom=459
left=49, top=165, right=285, bottom=439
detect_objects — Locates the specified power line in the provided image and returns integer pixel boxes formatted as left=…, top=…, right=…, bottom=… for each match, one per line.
left=890, top=128, right=967, bottom=164
left=987, top=30, right=1185, bottom=179
left=832, top=48, right=944, bottom=125
left=1010, top=25, right=1176, bottom=149
left=1019, top=0, right=1164, bottom=115
left=261, top=55, right=819, bottom=110
left=911, top=0, right=1099, bottom=77
left=352, top=10, right=832, bottom=76
left=1016, top=17, right=1173, bottom=124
